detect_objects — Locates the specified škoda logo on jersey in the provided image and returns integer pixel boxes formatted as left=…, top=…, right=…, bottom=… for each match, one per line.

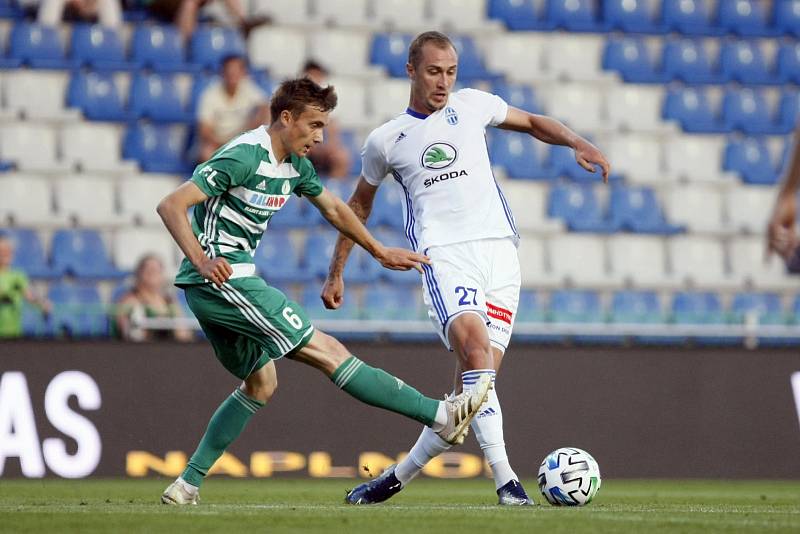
left=421, top=142, right=457, bottom=170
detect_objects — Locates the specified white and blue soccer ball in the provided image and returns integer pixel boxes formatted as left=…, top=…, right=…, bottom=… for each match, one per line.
left=537, top=447, right=601, bottom=506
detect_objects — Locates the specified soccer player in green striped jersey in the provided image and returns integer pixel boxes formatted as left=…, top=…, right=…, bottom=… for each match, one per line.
left=156, top=77, right=491, bottom=505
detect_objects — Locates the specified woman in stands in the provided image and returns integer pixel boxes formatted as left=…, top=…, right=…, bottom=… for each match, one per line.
left=114, top=254, right=193, bottom=341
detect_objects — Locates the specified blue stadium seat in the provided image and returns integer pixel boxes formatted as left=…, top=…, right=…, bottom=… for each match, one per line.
left=730, top=292, right=790, bottom=346
left=371, top=183, right=406, bottom=229
left=546, top=144, right=606, bottom=182
left=362, top=285, right=419, bottom=320
left=548, top=184, right=619, bottom=233
left=721, top=88, right=783, bottom=135
left=373, top=228, right=419, bottom=286
left=671, top=291, right=731, bottom=345
left=67, top=71, right=131, bottom=122
left=489, top=130, right=551, bottom=180
left=551, top=289, right=618, bottom=344
left=189, top=26, right=246, bottom=70
left=793, top=294, right=800, bottom=324
left=132, top=25, right=195, bottom=72
left=661, top=0, right=721, bottom=35
left=71, top=24, right=131, bottom=70
left=488, top=0, right=553, bottom=30
left=303, top=231, right=380, bottom=283
left=3, top=228, right=54, bottom=278
left=253, top=230, right=309, bottom=284
left=9, top=23, right=75, bottom=69
left=662, top=39, right=720, bottom=84
left=0, top=0, right=24, bottom=19
left=717, top=0, right=775, bottom=37
left=449, top=35, right=494, bottom=80
left=251, top=69, right=273, bottom=96
left=189, top=72, right=217, bottom=116
left=50, top=229, right=123, bottom=279
left=48, top=282, right=108, bottom=338
left=723, top=137, right=779, bottom=185
left=129, top=73, right=193, bottom=123
left=603, top=0, right=664, bottom=33
left=303, top=179, right=354, bottom=227
left=609, top=186, right=684, bottom=234
left=515, top=290, right=562, bottom=343
left=662, top=87, right=728, bottom=133
left=492, top=81, right=541, bottom=113
left=22, top=302, right=52, bottom=338
left=775, top=0, right=800, bottom=37
left=267, top=196, right=308, bottom=229
left=610, top=290, right=670, bottom=344
left=719, top=41, right=773, bottom=84
left=602, top=37, right=666, bottom=83
left=123, top=123, right=193, bottom=174
left=370, top=33, right=412, bottom=78
left=547, top=0, right=603, bottom=32
left=339, top=129, right=362, bottom=176
left=777, top=42, right=800, bottom=84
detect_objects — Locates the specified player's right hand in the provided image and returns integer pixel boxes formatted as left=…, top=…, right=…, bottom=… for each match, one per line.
left=321, top=275, right=344, bottom=309
left=197, top=257, right=233, bottom=287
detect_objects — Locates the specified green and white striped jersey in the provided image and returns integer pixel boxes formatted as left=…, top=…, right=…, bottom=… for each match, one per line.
left=175, top=127, right=323, bottom=286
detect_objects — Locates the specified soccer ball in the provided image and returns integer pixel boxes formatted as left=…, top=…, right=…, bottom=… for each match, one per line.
left=537, top=447, right=601, bottom=506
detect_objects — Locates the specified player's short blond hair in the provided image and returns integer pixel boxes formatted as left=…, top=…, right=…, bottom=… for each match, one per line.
left=407, top=31, right=457, bottom=68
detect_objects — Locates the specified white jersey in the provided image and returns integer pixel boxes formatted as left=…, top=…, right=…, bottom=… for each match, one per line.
left=362, top=88, right=519, bottom=252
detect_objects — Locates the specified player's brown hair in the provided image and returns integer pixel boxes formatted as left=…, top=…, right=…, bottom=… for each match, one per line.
left=270, top=77, right=337, bottom=122
left=407, top=31, right=457, bottom=68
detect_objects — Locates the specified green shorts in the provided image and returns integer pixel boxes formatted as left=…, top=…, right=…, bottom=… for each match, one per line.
left=183, top=277, right=315, bottom=380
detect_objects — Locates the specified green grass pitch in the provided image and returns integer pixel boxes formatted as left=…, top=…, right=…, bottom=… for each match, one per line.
left=2, top=479, right=799, bottom=533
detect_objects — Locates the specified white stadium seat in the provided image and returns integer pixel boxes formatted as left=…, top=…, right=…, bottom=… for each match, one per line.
left=544, top=35, right=608, bottom=83
left=247, top=0, right=311, bottom=25
left=606, top=85, right=667, bottom=133
left=606, top=135, right=662, bottom=184
left=500, top=181, right=563, bottom=234
left=114, top=228, right=181, bottom=277
left=60, top=122, right=134, bottom=173
left=667, top=235, right=734, bottom=288
left=308, top=29, right=376, bottom=77
left=608, top=235, right=671, bottom=288
left=54, top=176, right=121, bottom=226
left=3, top=70, right=80, bottom=121
left=517, top=234, right=560, bottom=288
left=548, top=234, right=616, bottom=288
left=119, top=175, right=181, bottom=225
left=0, top=174, right=63, bottom=226
left=429, top=0, right=493, bottom=32
left=0, top=122, right=68, bottom=173
left=728, top=236, right=796, bottom=291
left=372, top=0, right=427, bottom=31
left=725, top=185, right=776, bottom=235
left=369, top=78, right=410, bottom=122
left=484, top=33, right=548, bottom=83
left=327, top=77, right=372, bottom=127
left=663, top=184, right=726, bottom=234
left=314, top=0, right=370, bottom=27
left=248, top=26, right=307, bottom=78
left=664, top=135, right=727, bottom=182
left=541, top=84, right=603, bottom=132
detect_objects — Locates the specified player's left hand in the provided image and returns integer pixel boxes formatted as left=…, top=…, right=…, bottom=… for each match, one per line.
left=375, top=247, right=431, bottom=273
left=574, top=141, right=610, bottom=183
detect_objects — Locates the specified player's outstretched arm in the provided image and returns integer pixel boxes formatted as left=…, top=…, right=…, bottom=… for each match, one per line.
left=767, top=125, right=800, bottom=259
left=498, top=106, right=610, bottom=183
left=156, top=181, right=233, bottom=287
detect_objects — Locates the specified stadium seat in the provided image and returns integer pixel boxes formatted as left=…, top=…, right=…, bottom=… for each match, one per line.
left=0, top=122, right=66, bottom=172
left=663, top=184, right=725, bottom=233
left=188, top=72, right=217, bottom=116
left=131, top=25, right=192, bottom=72
left=605, top=135, right=662, bottom=184
left=661, top=0, right=720, bottom=35
left=484, top=33, right=549, bottom=83
left=3, top=228, right=54, bottom=278
left=54, top=177, right=122, bottom=226
left=550, top=289, right=616, bottom=344
left=372, top=228, right=420, bottom=286
left=543, top=84, right=603, bottom=132
left=515, top=289, right=548, bottom=322
left=48, top=282, right=108, bottom=338
left=303, top=231, right=380, bottom=283
left=0, top=175, right=57, bottom=227
left=300, top=284, right=361, bottom=321
left=3, top=70, right=78, bottom=121
left=610, top=290, right=664, bottom=342
left=723, top=137, right=778, bottom=185
left=602, top=37, right=665, bottom=83
left=777, top=42, right=800, bottom=84
left=548, top=183, right=618, bottom=233
left=502, top=181, right=563, bottom=233
left=490, top=130, right=551, bottom=180
left=777, top=90, right=800, bottom=133
left=253, top=230, right=309, bottom=284
left=22, top=302, right=52, bottom=338
left=547, top=35, right=609, bottom=83
left=371, top=181, right=406, bottom=229
left=308, top=29, right=373, bottom=77
left=488, top=0, right=552, bottom=31
left=370, top=33, right=412, bottom=78
left=671, top=291, right=729, bottom=345
left=51, top=229, right=123, bottom=279
left=370, top=78, right=412, bottom=122
left=190, top=26, right=246, bottom=71
left=372, top=0, right=427, bottom=31
left=362, top=285, right=420, bottom=320
left=129, top=73, right=193, bottom=123
left=609, top=186, right=684, bottom=235
left=67, top=71, right=131, bottom=122
left=775, top=0, right=800, bottom=36
left=314, top=0, right=370, bottom=27
left=326, top=77, right=371, bottom=128
left=603, top=0, right=664, bottom=33
left=729, top=237, right=795, bottom=290
left=9, top=23, right=74, bottom=69
left=546, top=144, right=606, bottom=182
left=730, top=292, right=784, bottom=325
left=547, top=0, right=603, bottom=32
left=668, top=235, right=730, bottom=287
left=113, top=228, right=179, bottom=277
left=449, top=35, right=494, bottom=80
left=661, top=39, right=720, bottom=84
left=717, top=0, right=774, bottom=37
left=721, top=88, right=782, bottom=135
left=70, top=24, right=131, bottom=71
left=517, top=234, right=560, bottom=288
left=430, top=0, right=493, bottom=32
left=663, top=134, right=726, bottom=182
left=607, top=235, right=669, bottom=287
left=662, top=87, right=727, bottom=134
left=492, top=81, right=541, bottom=114
left=794, top=295, right=800, bottom=324
left=119, top=175, right=181, bottom=225
left=719, top=41, right=774, bottom=85
left=725, top=184, right=776, bottom=234
left=123, top=123, right=193, bottom=174
left=60, top=122, right=131, bottom=172
left=606, top=86, right=667, bottom=133
left=548, top=234, right=613, bottom=287
left=248, top=0, right=311, bottom=25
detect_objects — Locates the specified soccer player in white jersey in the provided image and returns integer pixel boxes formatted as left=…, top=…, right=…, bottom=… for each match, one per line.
left=322, top=31, right=610, bottom=505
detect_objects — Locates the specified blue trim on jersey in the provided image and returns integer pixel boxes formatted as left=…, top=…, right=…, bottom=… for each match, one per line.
left=422, top=263, right=448, bottom=327
left=392, top=171, right=419, bottom=250
left=405, top=107, right=430, bottom=120
left=483, top=135, right=519, bottom=236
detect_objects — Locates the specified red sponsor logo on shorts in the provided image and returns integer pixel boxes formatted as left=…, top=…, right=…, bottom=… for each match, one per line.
left=486, top=302, right=513, bottom=324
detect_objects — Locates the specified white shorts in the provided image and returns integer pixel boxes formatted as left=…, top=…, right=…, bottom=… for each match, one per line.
left=420, top=237, right=520, bottom=353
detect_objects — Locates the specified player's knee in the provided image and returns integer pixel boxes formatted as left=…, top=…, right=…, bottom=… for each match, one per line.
left=320, top=332, right=350, bottom=368
left=242, top=378, right=277, bottom=404
left=459, top=342, right=492, bottom=371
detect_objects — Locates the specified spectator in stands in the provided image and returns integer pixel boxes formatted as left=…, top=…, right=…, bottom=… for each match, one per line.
left=114, top=254, right=193, bottom=342
left=301, top=60, right=351, bottom=179
left=145, top=0, right=265, bottom=41
left=36, top=0, right=122, bottom=28
left=196, top=53, right=270, bottom=163
left=767, top=126, right=800, bottom=273
left=0, top=236, right=50, bottom=339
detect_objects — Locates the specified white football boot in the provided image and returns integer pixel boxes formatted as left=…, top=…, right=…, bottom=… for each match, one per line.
left=436, top=373, right=492, bottom=445
left=161, top=478, right=199, bottom=505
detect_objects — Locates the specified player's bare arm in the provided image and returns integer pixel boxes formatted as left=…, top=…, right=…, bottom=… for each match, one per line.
left=499, top=106, right=611, bottom=182
left=307, top=187, right=429, bottom=274
left=156, top=181, right=233, bottom=287
left=321, top=178, right=380, bottom=309
left=767, top=125, right=800, bottom=258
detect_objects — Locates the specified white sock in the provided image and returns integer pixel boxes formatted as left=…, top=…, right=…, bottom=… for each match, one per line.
left=431, top=401, right=447, bottom=432
left=394, top=426, right=451, bottom=485
left=177, top=477, right=199, bottom=494
left=463, top=369, right=518, bottom=490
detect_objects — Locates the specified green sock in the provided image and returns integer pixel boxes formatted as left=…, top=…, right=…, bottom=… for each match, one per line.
left=181, top=389, right=264, bottom=487
left=331, top=356, right=439, bottom=427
